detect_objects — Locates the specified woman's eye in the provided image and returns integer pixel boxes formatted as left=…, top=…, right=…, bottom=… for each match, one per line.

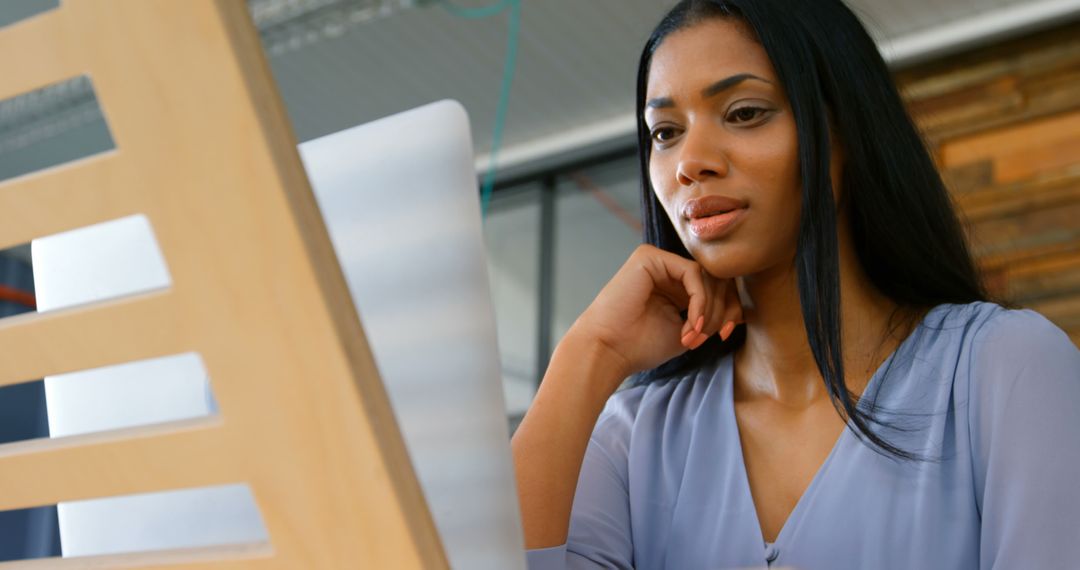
left=650, top=127, right=680, bottom=144
left=727, top=106, right=768, bottom=124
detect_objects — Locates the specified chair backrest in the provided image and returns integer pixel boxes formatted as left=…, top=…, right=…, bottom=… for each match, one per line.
left=0, top=1, right=448, bottom=567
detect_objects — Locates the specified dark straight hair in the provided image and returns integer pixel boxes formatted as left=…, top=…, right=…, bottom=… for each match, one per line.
left=634, top=0, right=988, bottom=460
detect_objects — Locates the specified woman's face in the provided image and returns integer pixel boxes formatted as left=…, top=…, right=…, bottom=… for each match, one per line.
left=645, top=18, right=813, bottom=280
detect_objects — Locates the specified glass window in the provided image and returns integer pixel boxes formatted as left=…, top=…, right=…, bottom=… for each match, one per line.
left=552, top=156, right=642, bottom=349
left=483, top=184, right=541, bottom=419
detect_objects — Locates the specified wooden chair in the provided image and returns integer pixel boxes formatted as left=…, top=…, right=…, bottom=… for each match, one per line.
left=0, top=1, right=448, bottom=567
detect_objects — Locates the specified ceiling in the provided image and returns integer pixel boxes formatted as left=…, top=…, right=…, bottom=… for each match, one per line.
left=263, top=0, right=1080, bottom=180
left=1, top=0, right=1078, bottom=184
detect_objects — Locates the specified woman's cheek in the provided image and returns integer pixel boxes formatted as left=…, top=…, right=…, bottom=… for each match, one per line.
left=649, top=167, right=680, bottom=221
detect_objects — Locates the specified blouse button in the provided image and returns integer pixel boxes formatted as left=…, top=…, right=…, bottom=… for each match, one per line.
left=765, top=544, right=780, bottom=564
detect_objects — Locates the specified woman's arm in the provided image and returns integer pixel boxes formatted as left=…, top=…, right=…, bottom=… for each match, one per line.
left=511, top=245, right=742, bottom=558
left=511, top=332, right=628, bottom=549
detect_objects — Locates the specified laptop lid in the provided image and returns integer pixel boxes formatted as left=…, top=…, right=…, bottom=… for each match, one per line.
left=299, top=99, right=525, bottom=570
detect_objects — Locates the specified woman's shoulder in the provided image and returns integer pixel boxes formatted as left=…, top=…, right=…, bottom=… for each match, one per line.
left=591, top=355, right=730, bottom=448
left=912, top=301, right=1067, bottom=355
left=964, top=302, right=1072, bottom=351
left=920, top=300, right=1075, bottom=365
left=919, top=300, right=1002, bottom=333
left=963, top=302, right=1077, bottom=380
left=925, top=301, right=1078, bottom=415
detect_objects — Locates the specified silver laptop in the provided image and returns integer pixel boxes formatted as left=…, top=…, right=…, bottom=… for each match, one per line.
left=300, top=99, right=526, bottom=569
left=33, top=100, right=526, bottom=569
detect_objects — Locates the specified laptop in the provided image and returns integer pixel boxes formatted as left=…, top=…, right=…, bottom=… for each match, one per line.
left=300, top=99, right=526, bottom=569
left=34, top=100, right=526, bottom=569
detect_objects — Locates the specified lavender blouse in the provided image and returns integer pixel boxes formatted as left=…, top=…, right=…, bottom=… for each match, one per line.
left=526, top=302, right=1080, bottom=569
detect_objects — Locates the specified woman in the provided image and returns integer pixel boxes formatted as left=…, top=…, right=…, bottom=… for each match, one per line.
left=511, top=0, right=1080, bottom=569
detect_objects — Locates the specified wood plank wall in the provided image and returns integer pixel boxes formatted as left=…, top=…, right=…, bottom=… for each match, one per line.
left=896, top=21, right=1080, bottom=348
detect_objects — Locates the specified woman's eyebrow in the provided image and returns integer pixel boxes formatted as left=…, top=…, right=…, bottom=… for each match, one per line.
left=646, top=73, right=772, bottom=109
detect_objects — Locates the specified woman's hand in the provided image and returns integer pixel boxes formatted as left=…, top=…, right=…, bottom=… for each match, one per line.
left=513, top=244, right=742, bottom=549
left=565, top=244, right=744, bottom=381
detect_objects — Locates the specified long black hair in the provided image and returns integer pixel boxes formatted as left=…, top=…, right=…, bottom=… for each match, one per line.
left=634, top=0, right=988, bottom=460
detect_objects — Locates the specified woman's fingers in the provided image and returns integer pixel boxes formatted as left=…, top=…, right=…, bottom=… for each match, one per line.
left=679, top=270, right=720, bottom=349
left=638, top=246, right=743, bottom=351
left=681, top=267, right=712, bottom=349
left=686, top=272, right=744, bottom=348
left=645, top=252, right=707, bottom=340
left=703, top=277, right=729, bottom=345
left=717, top=278, right=745, bottom=341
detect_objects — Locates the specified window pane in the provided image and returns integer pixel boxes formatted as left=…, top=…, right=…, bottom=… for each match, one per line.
left=553, top=156, right=642, bottom=347
left=484, top=184, right=541, bottom=418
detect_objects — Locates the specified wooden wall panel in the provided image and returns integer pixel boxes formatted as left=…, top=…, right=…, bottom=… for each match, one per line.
left=941, top=111, right=1080, bottom=185
left=897, top=21, right=1080, bottom=347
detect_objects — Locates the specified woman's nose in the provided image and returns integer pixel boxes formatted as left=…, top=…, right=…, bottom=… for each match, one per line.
left=675, top=128, right=729, bottom=187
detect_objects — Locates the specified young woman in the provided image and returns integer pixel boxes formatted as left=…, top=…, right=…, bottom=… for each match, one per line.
left=511, top=1, right=1080, bottom=568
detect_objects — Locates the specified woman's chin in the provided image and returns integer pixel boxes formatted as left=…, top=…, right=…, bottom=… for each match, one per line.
left=687, top=244, right=758, bottom=280
left=698, top=259, right=753, bottom=281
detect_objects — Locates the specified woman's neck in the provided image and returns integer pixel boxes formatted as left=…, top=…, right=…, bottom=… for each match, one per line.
left=733, top=234, right=912, bottom=407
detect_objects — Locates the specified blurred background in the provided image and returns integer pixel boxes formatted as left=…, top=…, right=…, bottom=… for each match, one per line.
left=0, top=0, right=1078, bottom=561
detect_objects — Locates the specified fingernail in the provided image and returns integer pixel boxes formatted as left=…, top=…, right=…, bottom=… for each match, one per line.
left=719, top=321, right=736, bottom=341
left=695, top=315, right=704, bottom=333
left=681, top=329, right=695, bottom=345
left=690, top=333, right=707, bottom=350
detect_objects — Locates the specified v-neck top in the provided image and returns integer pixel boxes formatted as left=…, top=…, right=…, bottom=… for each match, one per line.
left=525, top=302, right=1080, bottom=569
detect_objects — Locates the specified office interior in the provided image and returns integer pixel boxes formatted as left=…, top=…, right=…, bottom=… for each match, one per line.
left=0, top=0, right=1077, bottom=565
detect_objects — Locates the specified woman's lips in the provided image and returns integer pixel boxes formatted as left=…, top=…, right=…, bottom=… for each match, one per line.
left=683, top=195, right=749, bottom=240
left=687, top=208, right=746, bottom=240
